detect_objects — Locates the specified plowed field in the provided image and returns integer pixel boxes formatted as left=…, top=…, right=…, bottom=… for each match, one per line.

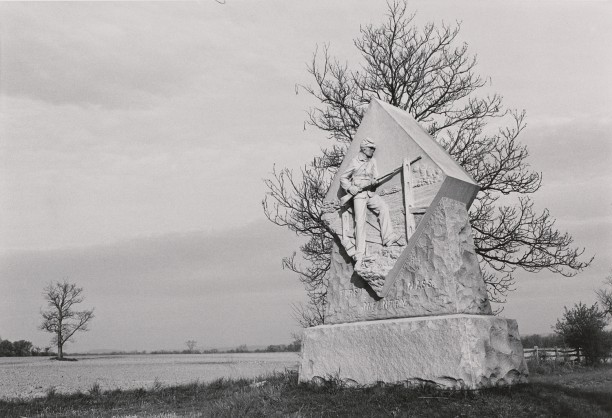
left=0, top=353, right=299, bottom=400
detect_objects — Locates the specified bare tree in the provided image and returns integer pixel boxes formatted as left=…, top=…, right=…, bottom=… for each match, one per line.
left=185, top=340, right=197, bottom=353
left=263, top=1, right=591, bottom=325
left=40, top=281, right=95, bottom=360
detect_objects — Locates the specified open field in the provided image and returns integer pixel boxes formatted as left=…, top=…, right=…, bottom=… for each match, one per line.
left=0, top=353, right=299, bottom=400
left=1, top=362, right=611, bottom=417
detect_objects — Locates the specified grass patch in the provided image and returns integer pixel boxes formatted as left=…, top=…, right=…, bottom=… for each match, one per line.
left=88, top=382, right=102, bottom=397
left=1, top=366, right=611, bottom=417
left=525, top=358, right=582, bottom=376
left=49, top=357, right=79, bottom=362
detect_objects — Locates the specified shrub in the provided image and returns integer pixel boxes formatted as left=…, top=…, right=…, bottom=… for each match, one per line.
left=554, top=302, right=612, bottom=364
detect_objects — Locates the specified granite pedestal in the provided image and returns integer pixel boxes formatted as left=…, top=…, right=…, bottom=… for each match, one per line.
left=299, top=314, right=528, bottom=389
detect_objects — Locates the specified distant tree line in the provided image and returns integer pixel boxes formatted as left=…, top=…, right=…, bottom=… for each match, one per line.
left=223, top=340, right=302, bottom=354
left=255, top=340, right=302, bottom=353
left=0, top=338, right=55, bottom=357
left=0, top=340, right=301, bottom=357
left=521, top=334, right=566, bottom=349
left=149, top=340, right=302, bottom=355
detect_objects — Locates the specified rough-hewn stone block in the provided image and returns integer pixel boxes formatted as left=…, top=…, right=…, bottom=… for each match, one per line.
left=326, top=198, right=491, bottom=324
left=299, top=314, right=528, bottom=389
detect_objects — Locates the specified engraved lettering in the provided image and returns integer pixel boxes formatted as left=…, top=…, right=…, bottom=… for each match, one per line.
left=341, top=288, right=365, bottom=299
left=362, top=297, right=410, bottom=313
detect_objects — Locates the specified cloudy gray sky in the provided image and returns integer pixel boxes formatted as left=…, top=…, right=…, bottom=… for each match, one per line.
left=1, top=1, right=610, bottom=352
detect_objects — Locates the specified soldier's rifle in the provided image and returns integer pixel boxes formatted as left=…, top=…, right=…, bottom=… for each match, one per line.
left=339, top=155, right=422, bottom=206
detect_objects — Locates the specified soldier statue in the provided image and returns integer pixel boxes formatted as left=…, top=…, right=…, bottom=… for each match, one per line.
left=340, top=137, right=400, bottom=265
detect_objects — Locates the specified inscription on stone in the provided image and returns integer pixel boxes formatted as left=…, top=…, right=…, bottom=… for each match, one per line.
left=364, top=298, right=408, bottom=312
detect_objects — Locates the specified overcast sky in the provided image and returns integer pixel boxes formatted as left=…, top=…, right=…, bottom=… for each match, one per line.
left=1, top=1, right=610, bottom=352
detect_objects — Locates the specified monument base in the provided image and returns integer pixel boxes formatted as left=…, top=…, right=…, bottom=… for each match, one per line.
left=299, top=314, right=528, bottom=389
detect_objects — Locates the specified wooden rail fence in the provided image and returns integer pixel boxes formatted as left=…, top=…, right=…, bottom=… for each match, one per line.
left=523, top=346, right=581, bottom=363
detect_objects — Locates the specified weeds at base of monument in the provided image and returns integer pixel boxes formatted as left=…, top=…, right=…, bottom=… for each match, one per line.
left=310, top=371, right=358, bottom=390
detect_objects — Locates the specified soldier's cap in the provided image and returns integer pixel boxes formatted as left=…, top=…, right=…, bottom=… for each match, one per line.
left=360, top=137, right=376, bottom=149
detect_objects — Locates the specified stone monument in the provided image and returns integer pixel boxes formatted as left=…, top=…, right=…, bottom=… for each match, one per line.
left=298, top=99, right=528, bottom=389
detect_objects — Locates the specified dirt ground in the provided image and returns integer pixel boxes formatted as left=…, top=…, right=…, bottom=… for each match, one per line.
left=0, top=353, right=299, bottom=400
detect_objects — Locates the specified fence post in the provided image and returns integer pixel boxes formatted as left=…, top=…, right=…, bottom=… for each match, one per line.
left=555, top=347, right=559, bottom=362
left=534, top=346, right=539, bottom=364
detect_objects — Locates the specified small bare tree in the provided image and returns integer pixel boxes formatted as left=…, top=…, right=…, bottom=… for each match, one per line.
left=185, top=340, right=197, bottom=353
left=40, top=281, right=95, bottom=360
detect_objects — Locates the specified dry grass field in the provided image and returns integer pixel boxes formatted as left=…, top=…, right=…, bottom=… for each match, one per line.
left=0, top=360, right=610, bottom=417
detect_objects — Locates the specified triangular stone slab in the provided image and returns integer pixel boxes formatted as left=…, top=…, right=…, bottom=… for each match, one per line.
left=325, top=99, right=478, bottom=206
left=323, top=99, right=492, bottom=324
